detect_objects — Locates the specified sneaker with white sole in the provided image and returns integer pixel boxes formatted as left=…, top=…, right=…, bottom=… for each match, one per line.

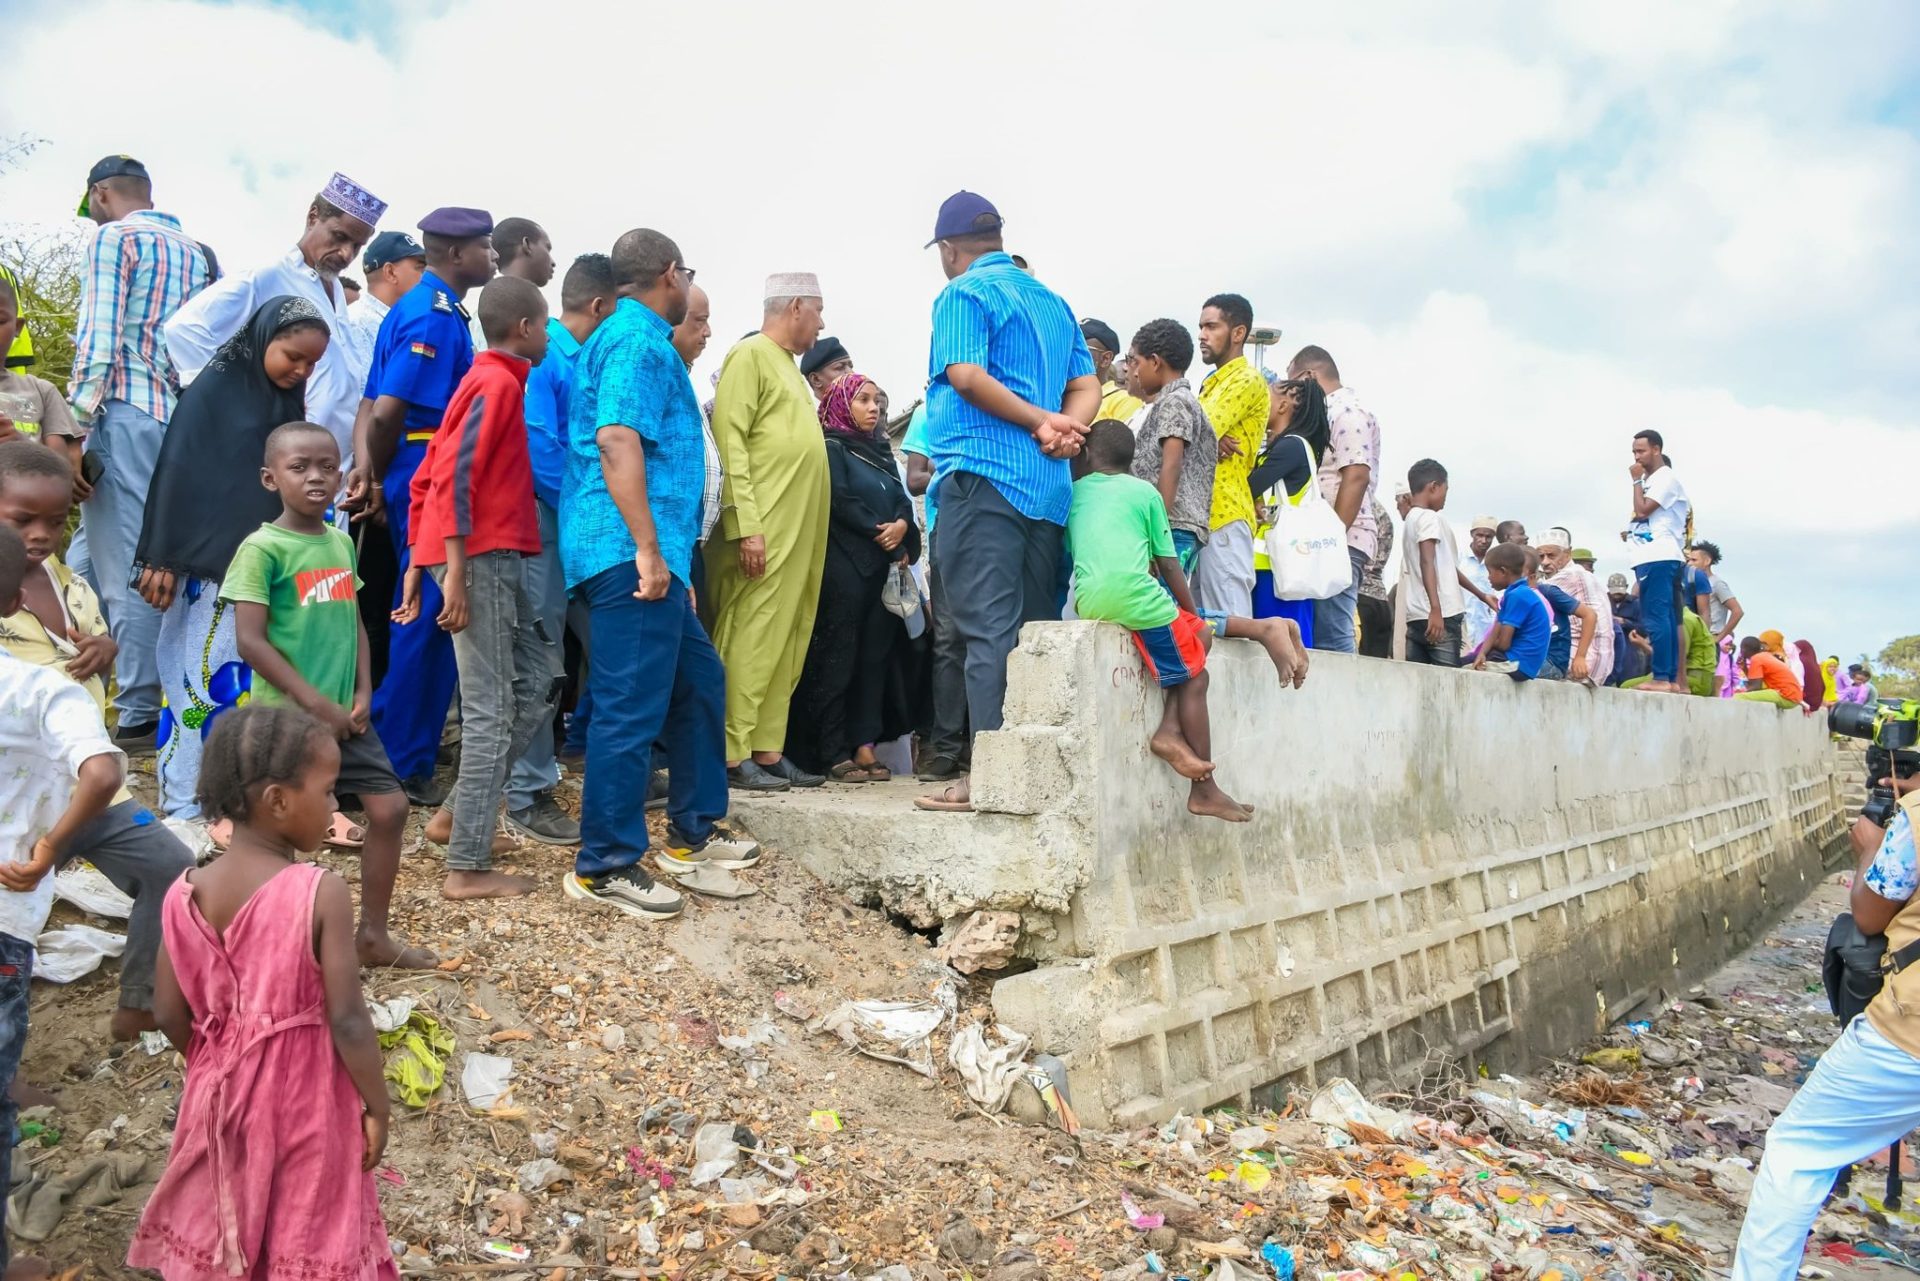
left=504, top=793, right=582, bottom=846
left=663, top=823, right=761, bottom=871
left=563, top=867, right=683, bottom=919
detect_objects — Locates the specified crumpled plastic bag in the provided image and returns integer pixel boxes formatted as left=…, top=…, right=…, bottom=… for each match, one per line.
left=815, top=998, right=948, bottom=1076
left=1308, top=1076, right=1417, bottom=1143
left=459, top=1051, right=514, bottom=1110
left=368, top=996, right=417, bottom=1034
left=33, top=924, right=127, bottom=983
left=948, top=1021, right=1032, bottom=1112
left=689, top=1121, right=740, bottom=1187
left=52, top=863, right=133, bottom=920
left=378, top=1009, right=455, bottom=1108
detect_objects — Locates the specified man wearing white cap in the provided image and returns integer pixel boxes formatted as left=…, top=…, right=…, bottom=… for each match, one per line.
left=1461, top=516, right=1498, bottom=652
left=163, top=172, right=384, bottom=463
left=1535, top=526, right=1614, bottom=687
left=705, top=274, right=831, bottom=791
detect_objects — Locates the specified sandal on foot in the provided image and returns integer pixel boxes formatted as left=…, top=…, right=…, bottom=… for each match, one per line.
left=324, top=812, right=366, bottom=851
left=859, top=762, right=892, bottom=782
left=827, top=761, right=874, bottom=783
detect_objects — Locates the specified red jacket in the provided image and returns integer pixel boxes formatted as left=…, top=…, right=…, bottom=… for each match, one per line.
left=407, top=350, right=541, bottom=565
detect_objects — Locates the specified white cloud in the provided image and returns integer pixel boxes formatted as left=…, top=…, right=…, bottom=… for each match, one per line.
left=3, top=0, right=1916, bottom=657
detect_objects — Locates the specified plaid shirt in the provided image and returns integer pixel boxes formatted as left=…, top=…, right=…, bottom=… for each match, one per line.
left=68, top=210, right=211, bottom=422
left=697, top=394, right=723, bottom=543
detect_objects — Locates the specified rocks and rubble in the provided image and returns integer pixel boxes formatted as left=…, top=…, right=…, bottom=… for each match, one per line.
left=16, top=761, right=1906, bottom=1279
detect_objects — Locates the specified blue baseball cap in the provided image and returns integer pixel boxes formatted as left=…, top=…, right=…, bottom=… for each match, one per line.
left=925, top=190, right=1003, bottom=248
left=362, top=231, right=425, bottom=272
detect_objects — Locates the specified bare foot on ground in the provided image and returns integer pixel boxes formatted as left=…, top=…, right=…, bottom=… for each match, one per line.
left=443, top=869, right=539, bottom=900
left=4, top=1255, right=50, bottom=1281
left=1189, top=778, right=1251, bottom=823
left=110, top=1005, right=158, bottom=1042
left=8, top=1079, right=57, bottom=1109
left=357, top=928, right=437, bottom=970
left=1150, top=728, right=1214, bottom=781
left=424, top=808, right=518, bottom=856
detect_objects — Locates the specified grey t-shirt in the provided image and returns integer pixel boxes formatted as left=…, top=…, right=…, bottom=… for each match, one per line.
left=1130, top=379, right=1218, bottom=542
left=1708, top=571, right=1737, bottom=634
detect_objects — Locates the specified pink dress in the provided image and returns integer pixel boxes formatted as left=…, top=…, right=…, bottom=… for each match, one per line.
left=128, top=863, right=396, bottom=1281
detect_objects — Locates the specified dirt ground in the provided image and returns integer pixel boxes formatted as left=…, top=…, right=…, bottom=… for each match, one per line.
left=17, top=758, right=1919, bottom=1280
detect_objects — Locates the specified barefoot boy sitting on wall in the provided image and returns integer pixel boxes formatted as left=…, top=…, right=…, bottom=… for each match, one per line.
left=1067, top=420, right=1307, bottom=823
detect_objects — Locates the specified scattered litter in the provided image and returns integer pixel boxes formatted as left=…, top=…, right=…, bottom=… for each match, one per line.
left=382, top=1009, right=456, bottom=1108
left=948, top=1021, right=1032, bottom=1113
left=459, top=1052, right=514, bottom=1110
left=33, top=923, right=126, bottom=983
left=52, top=863, right=134, bottom=919
left=689, top=1121, right=740, bottom=1187
left=815, top=997, right=948, bottom=1076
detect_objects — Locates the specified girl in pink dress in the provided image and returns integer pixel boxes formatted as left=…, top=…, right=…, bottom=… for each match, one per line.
left=129, top=705, right=396, bottom=1281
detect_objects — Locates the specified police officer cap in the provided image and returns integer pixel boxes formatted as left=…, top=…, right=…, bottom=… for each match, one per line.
left=800, top=336, right=851, bottom=378
left=418, top=207, right=494, bottom=239
left=363, top=231, right=425, bottom=272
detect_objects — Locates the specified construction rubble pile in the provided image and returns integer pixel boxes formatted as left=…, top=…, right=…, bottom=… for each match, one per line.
left=13, top=791, right=1909, bottom=1281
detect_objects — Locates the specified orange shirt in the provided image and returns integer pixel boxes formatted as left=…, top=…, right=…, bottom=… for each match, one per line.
left=1748, top=651, right=1803, bottom=702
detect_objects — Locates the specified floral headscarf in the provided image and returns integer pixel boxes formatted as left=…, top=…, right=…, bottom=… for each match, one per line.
left=819, top=372, right=876, bottom=440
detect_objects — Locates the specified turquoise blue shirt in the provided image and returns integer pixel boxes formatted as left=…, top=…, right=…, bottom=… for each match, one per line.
left=924, top=251, right=1093, bottom=526
left=901, top=403, right=937, bottom=534
left=523, top=316, right=577, bottom=510
left=560, top=298, right=705, bottom=590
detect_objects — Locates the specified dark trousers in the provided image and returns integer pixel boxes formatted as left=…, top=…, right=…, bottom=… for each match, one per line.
left=356, top=516, right=398, bottom=690
left=0, top=930, right=29, bottom=1270
left=370, top=441, right=459, bottom=779
left=1357, top=593, right=1392, bottom=659
left=925, top=545, right=970, bottom=763
left=937, top=472, right=1062, bottom=738
left=1405, top=613, right=1466, bottom=666
left=65, top=799, right=193, bottom=1009
left=577, top=565, right=726, bottom=878
left=790, top=545, right=898, bottom=771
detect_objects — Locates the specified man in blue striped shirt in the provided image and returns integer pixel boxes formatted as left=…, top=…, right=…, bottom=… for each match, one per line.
left=914, top=192, right=1099, bottom=813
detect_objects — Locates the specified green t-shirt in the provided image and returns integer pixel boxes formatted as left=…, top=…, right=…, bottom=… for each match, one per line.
left=1684, top=609, right=1715, bottom=673
left=219, top=524, right=363, bottom=709
left=1068, top=472, right=1179, bottom=631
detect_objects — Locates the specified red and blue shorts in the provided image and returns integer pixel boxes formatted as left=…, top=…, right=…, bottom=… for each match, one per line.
left=1131, top=609, right=1214, bottom=688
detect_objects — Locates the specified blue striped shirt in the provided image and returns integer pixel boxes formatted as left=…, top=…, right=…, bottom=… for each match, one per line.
left=925, top=251, right=1093, bottom=525
left=69, top=210, right=212, bottom=421
left=560, top=298, right=706, bottom=590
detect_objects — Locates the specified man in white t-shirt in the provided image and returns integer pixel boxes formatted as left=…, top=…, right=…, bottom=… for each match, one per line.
left=1401, top=459, right=1495, bottom=667
left=1624, top=429, right=1691, bottom=692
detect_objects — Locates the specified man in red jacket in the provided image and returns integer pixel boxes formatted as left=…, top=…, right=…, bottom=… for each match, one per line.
left=398, top=275, right=554, bottom=899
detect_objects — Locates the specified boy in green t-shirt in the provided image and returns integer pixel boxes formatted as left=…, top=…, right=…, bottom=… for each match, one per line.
left=1068, top=421, right=1308, bottom=824
left=221, top=422, right=433, bottom=971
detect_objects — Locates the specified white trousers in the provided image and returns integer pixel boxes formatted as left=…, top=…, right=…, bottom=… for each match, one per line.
left=1193, top=519, right=1254, bottom=617
left=1733, top=1015, right=1920, bottom=1280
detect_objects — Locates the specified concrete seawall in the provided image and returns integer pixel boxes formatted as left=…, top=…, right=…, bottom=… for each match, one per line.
left=734, top=621, right=1851, bottom=1127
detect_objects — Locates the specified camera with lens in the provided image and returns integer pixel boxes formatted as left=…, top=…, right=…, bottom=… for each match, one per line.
left=1830, top=699, right=1920, bottom=827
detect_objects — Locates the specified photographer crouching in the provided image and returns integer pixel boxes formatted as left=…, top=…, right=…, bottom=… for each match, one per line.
left=1733, top=770, right=1920, bottom=1279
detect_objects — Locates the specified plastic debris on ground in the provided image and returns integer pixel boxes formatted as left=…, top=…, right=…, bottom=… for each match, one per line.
left=51, top=863, right=134, bottom=919
left=33, top=923, right=127, bottom=983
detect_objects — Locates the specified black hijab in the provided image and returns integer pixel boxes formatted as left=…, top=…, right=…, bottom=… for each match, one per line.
left=135, top=295, right=327, bottom=583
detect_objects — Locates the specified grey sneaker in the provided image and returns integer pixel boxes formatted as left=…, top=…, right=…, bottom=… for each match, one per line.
left=563, top=867, right=682, bottom=920
left=728, top=762, right=790, bottom=792
left=663, top=822, right=761, bottom=871
left=764, top=756, right=824, bottom=788
left=505, top=793, right=582, bottom=846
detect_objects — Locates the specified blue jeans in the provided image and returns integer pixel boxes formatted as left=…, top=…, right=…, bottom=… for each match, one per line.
left=1633, top=558, right=1684, bottom=683
left=1733, top=1017, right=1920, bottom=1280
left=576, top=564, right=726, bottom=878
left=370, top=440, right=459, bottom=780
left=0, top=930, right=30, bottom=1270
left=81, top=399, right=167, bottom=723
left=1312, top=545, right=1368, bottom=654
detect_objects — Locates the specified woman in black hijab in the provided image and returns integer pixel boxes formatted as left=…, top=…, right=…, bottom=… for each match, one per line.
left=134, top=295, right=329, bottom=816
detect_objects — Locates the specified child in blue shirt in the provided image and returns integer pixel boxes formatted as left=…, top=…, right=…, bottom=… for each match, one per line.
left=1473, top=543, right=1553, bottom=680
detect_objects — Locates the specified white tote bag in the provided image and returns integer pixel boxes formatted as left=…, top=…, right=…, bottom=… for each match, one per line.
left=1265, top=469, right=1353, bottom=601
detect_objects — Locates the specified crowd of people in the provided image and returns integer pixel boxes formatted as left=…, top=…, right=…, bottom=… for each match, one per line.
left=0, top=155, right=1879, bottom=1278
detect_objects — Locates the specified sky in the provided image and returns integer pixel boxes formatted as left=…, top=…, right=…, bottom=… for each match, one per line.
left=3, top=0, right=1917, bottom=660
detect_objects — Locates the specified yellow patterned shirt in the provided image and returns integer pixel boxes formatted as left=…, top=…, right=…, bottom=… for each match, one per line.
left=1198, top=356, right=1266, bottom=532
